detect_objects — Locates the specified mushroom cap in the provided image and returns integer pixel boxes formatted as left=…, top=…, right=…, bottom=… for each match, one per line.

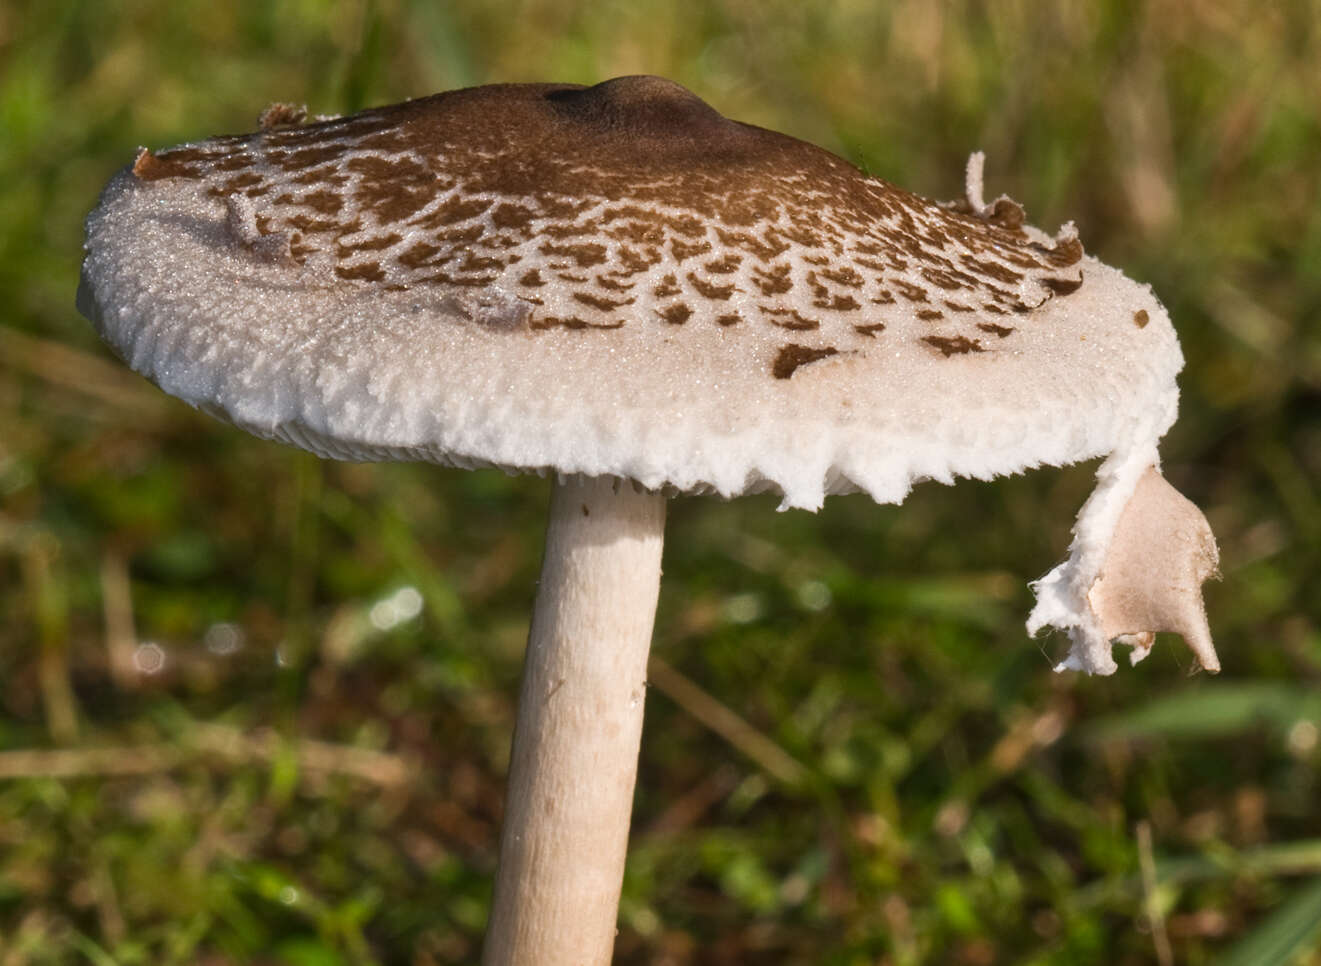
left=78, top=75, right=1182, bottom=510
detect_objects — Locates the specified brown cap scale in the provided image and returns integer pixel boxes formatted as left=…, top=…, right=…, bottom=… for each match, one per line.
left=78, top=76, right=1220, bottom=965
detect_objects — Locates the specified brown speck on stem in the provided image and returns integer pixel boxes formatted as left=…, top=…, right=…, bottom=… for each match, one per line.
left=1134, top=309, right=1150, bottom=328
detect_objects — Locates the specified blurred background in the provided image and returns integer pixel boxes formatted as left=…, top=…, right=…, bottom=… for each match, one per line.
left=1, top=1, right=1319, bottom=963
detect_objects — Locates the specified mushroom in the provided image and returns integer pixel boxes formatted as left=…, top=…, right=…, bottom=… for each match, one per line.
left=77, top=76, right=1218, bottom=964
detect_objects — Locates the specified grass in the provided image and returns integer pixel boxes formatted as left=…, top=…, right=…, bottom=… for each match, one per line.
left=1, top=0, right=1320, bottom=962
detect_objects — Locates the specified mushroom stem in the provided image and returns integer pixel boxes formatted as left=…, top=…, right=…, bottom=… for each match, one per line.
left=484, top=475, right=666, bottom=966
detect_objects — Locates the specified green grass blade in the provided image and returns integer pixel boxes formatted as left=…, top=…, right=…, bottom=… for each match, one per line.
left=1216, top=877, right=1321, bottom=966
left=1085, top=683, right=1321, bottom=742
